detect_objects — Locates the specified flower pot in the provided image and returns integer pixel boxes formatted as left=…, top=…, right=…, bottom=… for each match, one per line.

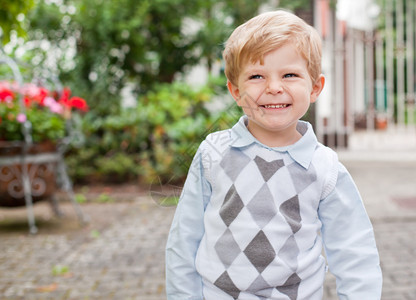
left=375, top=115, right=388, bottom=130
left=0, top=141, right=58, bottom=207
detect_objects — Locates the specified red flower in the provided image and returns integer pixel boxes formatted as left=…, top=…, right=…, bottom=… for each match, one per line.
left=69, top=97, right=89, bottom=112
left=58, top=88, right=88, bottom=112
left=33, top=87, right=49, bottom=105
left=58, top=88, right=71, bottom=107
left=24, top=96, right=32, bottom=107
left=0, top=89, right=14, bottom=102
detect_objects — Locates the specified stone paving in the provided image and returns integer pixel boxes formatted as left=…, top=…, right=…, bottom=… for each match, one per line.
left=0, top=152, right=416, bottom=299
left=0, top=199, right=174, bottom=300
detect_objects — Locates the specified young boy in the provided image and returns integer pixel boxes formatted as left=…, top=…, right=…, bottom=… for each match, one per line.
left=166, top=10, right=382, bottom=300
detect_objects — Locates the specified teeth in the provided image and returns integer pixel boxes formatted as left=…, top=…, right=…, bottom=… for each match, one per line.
left=264, top=104, right=288, bottom=108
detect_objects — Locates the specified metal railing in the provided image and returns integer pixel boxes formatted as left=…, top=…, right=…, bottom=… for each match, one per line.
left=314, top=0, right=416, bottom=149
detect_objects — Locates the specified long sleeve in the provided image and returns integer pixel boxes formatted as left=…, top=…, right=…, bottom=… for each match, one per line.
left=318, top=162, right=382, bottom=300
left=165, top=147, right=211, bottom=300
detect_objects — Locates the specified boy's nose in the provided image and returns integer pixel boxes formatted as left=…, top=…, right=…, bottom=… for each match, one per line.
left=266, top=80, right=283, bottom=94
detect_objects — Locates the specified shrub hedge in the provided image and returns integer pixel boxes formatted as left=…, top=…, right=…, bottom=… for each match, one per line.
left=65, top=79, right=241, bottom=185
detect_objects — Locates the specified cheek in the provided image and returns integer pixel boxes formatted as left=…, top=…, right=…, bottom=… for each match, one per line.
left=237, top=88, right=257, bottom=106
left=285, top=83, right=311, bottom=98
left=245, top=85, right=267, bottom=102
left=238, top=92, right=257, bottom=108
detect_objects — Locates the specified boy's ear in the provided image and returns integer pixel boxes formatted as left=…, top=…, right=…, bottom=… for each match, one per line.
left=227, top=80, right=240, bottom=102
left=310, top=74, right=325, bottom=103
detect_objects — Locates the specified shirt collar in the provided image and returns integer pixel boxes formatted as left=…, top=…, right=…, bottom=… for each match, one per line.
left=230, top=115, right=318, bottom=169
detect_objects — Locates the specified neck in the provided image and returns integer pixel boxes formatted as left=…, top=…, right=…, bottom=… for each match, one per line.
left=246, top=123, right=302, bottom=148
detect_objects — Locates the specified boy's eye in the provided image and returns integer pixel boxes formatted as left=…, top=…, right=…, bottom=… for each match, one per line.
left=284, top=73, right=298, bottom=78
left=249, top=74, right=263, bottom=80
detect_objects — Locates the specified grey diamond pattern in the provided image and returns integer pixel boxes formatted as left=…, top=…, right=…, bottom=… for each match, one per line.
left=247, top=183, right=277, bottom=228
left=214, top=271, right=240, bottom=299
left=215, top=229, right=241, bottom=268
left=219, top=185, right=244, bottom=227
left=254, top=156, right=285, bottom=181
left=278, top=235, right=299, bottom=271
left=243, top=231, right=276, bottom=273
left=276, top=273, right=301, bottom=300
left=279, top=195, right=302, bottom=234
left=220, top=148, right=251, bottom=181
left=248, top=275, right=273, bottom=296
left=288, top=162, right=317, bottom=194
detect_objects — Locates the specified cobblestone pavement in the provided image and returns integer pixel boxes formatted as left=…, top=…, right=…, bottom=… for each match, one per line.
left=0, top=197, right=175, bottom=300
left=1, top=155, right=416, bottom=299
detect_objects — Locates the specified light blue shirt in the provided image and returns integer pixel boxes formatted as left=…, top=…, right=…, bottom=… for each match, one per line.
left=166, top=116, right=382, bottom=300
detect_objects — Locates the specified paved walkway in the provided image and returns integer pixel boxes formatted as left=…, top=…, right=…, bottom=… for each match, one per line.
left=324, top=151, right=416, bottom=300
left=1, top=149, right=416, bottom=299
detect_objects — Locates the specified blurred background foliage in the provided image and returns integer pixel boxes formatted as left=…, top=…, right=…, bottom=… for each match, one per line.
left=0, top=0, right=311, bottom=184
left=0, top=0, right=35, bottom=44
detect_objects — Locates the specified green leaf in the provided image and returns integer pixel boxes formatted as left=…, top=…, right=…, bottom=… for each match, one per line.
left=52, top=265, right=69, bottom=276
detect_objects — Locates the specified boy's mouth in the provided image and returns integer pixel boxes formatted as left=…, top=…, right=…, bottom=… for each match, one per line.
left=261, top=104, right=290, bottom=109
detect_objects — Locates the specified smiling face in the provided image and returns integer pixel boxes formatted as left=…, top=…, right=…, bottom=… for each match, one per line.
left=227, top=43, right=325, bottom=147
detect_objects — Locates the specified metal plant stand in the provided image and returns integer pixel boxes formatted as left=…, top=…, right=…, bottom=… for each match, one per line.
left=0, top=55, right=89, bottom=234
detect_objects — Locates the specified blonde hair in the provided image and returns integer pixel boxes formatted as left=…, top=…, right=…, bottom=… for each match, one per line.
left=223, top=10, right=322, bottom=86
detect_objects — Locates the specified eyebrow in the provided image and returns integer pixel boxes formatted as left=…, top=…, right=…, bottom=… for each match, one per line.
left=242, top=65, right=307, bottom=77
left=241, top=65, right=265, bottom=76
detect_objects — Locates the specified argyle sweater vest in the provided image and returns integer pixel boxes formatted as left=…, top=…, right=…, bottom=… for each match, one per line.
left=194, top=129, right=339, bottom=300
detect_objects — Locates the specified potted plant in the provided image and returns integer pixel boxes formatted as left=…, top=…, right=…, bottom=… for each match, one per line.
left=0, top=80, right=88, bottom=206
left=0, top=80, right=88, bottom=144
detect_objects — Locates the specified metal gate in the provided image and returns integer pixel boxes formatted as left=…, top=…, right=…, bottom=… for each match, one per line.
left=314, top=0, right=416, bottom=149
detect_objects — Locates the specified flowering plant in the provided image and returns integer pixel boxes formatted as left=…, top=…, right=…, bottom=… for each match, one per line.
left=0, top=80, right=88, bottom=143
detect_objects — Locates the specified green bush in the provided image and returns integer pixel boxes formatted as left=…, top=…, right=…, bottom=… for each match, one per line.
left=66, top=80, right=241, bottom=184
